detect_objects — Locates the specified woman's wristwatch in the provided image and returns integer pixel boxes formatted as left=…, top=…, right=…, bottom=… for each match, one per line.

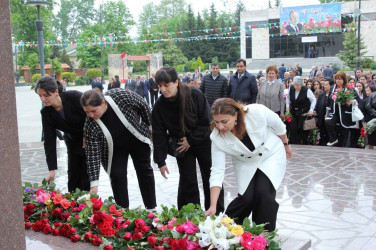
left=283, top=141, right=289, bottom=146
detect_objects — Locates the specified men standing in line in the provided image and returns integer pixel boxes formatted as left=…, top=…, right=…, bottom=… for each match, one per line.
left=92, top=77, right=104, bottom=92
left=125, top=75, right=136, bottom=92
left=279, top=63, right=286, bottom=80
left=199, top=63, right=228, bottom=107
left=134, top=76, right=145, bottom=98
left=323, top=64, right=334, bottom=79
left=141, top=76, right=150, bottom=105
left=149, top=73, right=159, bottom=107
left=228, top=59, right=258, bottom=104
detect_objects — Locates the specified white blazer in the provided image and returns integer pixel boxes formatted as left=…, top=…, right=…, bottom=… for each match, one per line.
left=210, top=104, right=287, bottom=195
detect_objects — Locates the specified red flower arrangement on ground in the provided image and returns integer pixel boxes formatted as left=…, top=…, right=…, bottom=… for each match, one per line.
left=23, top=180, right=281, bottom=249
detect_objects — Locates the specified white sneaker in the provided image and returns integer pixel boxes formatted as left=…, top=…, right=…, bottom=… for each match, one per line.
left=327, top=139, right=338, bottom=146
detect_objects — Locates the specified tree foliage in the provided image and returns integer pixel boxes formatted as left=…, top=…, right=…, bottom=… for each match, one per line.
left=336, top=23, right=366, bottom=69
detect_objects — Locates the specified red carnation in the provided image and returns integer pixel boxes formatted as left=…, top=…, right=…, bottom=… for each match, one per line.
left=52, top=208, right=62, bottom=217
left=134, top=218, right=145, bottom=228
left=103, top=244, right=113, bottom=250
left=142, top=225, right=150, bottom=233
left=83, top=232, right=93, bottom=242
left=32, top=221, right=42, bottom=232
left=42, top=224, right=52, bottom=234
left=93, top=198, right=103, bottom=210
left=50, top=191, right=56, bottom=197
left=147, top=235, right=157, bottom=246
left=70, top=200, right=76, bottom=207
left=154, top=247, right=164, bottom=250
left=168, top=238, right=177, bottom=248
left=61, top=212, right=70, bottom=220
left=176, top=239, right=187, bottom=249
left=175, top=224, right=184, bottom=234
left=132, top=232, right=143, bottom=241
left=109, top=204, right=117, bottom=214
left=51, top=229, right=59, bottom=236
left=93, top=237, right=103, bottom=246
left=70, top=234, right=81, bottom=243
left=25, top=222, right=31, bottom=229
left=122, top=232, right=132, bottom=241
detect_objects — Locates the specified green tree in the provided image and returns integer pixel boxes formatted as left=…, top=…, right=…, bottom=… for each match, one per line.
left=157, top=0, right=186, bottom=21
left=60, top=48, right=73, bottom=71
left=137, top=3, right=160, bottom=34
left=275, top=0, right=282, bottom=7
left=337, top=23, right=366, bottom=69
left=54, top=0, right=96, bottom=40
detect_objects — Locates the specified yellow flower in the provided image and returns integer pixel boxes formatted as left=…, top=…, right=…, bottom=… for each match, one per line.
left=48, top=204, right=53, bottom=210
left=221, top=217, right=233, bottom=225
left=44, top=199, right=52, bottom=205
left=231, top=225, right=244, bottom=236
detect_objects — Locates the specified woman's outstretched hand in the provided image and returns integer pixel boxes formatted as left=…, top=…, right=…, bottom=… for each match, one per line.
left=205, top=206, right=217, bottom=217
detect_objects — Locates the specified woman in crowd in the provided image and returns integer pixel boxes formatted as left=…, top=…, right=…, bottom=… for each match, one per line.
left=81, top=88, right=156, bottom=209
left=256, top=65, right=285, bottom=118
left=312, top=79, right=322, bottom=92
left=152, top=66, right=224, bottom=212
left=315, top=79, right=333, bottom=145
left=108, top=78, right=116, bottom=90
left=35, top=76, right=90, bottom=192
left=325, top=71, right=362, bottom=147
left=348, top=77, right=356, bottom=85
left=364, top=85, right=376, bottom=149
left=306, top=79, right=313, bottom=90
left=286, top=76, right=316, bottom=144
left=356, top=81, right=366, bottom=100
left=205, top=98, right=291, bottom=232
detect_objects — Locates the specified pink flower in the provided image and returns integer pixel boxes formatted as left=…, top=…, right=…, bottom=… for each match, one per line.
left=185, top=238, right=200, bottom=250
left=332, top=94, right=337, bottom=101
left=153, top=217, right=160, bottom=223
left=89, top=214, right=95, bottom=224
left=286, top=116, right=292, bottom=123
left=157, top=226, right=163, bottom=231
left=147, top=212, right=155, bottom=218
left=35, top=188, right=45, bottom=196
left=78, top=203, right=87, bottom=211
left=251, top=235, right=267, bottom=250
left=348, top=84, right=355, bottom=89
left=115, top=217, right=123, bottom=224
left=36, top=193, right=50, bottom=204
left=181, top=221, right=199, bottom=235
left=75, top=215, right=79, bottom=220
left=168, top=217, right=177, bottom=227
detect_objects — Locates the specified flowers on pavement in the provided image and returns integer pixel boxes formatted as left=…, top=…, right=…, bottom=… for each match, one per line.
left=23, top=180, right=281, bottom=249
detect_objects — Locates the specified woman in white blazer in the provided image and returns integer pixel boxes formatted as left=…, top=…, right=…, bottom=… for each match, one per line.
left=205, top=98, right=292, bottom=232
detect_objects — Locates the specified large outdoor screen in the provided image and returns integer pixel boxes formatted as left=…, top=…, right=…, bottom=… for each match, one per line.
left=280, top=3, right=341, bottom=36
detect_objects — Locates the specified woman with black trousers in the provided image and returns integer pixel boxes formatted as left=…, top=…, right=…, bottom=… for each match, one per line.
left=35, top=76, right=90, bottom=192
left=152, top=66, right=224, bottom=212
left=81, top=88, right=156, bottom=209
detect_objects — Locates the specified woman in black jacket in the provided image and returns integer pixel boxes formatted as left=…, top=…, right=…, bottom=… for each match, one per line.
left=152, top=66, right=224, bottom=213
left=364, top=85, right=376, bottom=149
left=35, top=76, right=90, bottom=192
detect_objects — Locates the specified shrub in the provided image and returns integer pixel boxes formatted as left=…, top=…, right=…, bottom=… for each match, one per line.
left=75, top=76, right=91, bottom=86
left=361, top=58, right=374, bottom=69
left=86, top=68, right=102, bottom=79
left=219, top=62, right=228, bottom=69
left=191, top=57, right=204, bottom=71
left=32, top=73, right=41, bottom=83
left=203, top=63, right=211, bottom=70
left=370, top=62, right=376, bottom=70
left=61, top=72, right=76, bottom=83
left=176, top=64, right=185, bottom=72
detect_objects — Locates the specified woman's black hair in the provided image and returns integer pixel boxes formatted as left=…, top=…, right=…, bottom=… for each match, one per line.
left=80, top=89, right=104, bottom=107
left=56, top=80, right=63, bottom=93
left=35, top=76, right=58, bottom=95
left=155, top=66, right=197, bottom=135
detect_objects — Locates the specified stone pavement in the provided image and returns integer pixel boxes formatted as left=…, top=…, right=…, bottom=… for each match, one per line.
left=17, top=85, right=376, bottom=249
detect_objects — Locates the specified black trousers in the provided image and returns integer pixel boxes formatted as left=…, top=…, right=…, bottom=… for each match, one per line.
left=110, top=140, right=156, bottom=209
left=150, top=91, right=158, bottom=107
left=225, top=169, right=278, bottom=232
left=66, top=147, right=90, bottom=193
left=176, top=142, right=224, bottom=213
left=349, top=128, right=361, bottom=148
left=325, top=112, right=350, bottom=147
left=289, top=116, right=309, bottom=144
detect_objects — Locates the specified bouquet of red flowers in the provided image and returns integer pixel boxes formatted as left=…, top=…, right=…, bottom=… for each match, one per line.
left=331, top=84, right=355, bottom=105
left=283, top=111, right=293, bottom=123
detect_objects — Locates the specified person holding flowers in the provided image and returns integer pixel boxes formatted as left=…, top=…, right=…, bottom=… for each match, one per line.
left=80, top=88, right=156, bottom=210
left=325, top=71, right=363, bottom=147
left=363, top=85, right=376, bottom=149
left=205, top=98, right=291, bottom=232
left=35, top=76, right=90, bottom=192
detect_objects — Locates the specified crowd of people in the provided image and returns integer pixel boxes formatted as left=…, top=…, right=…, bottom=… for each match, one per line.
left=34, top=58, right=376, bottom=233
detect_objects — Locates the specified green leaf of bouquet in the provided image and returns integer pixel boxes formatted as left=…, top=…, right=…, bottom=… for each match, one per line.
left=25, top=182, right=32, bottom=188
left=49, top=182, right=56, bottom=191
left=42, top=179, right=47, bottom=186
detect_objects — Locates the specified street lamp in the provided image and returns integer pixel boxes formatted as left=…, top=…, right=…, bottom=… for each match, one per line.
left=355, top=1, right=362, bottom=69
left=26, top=0, right=50, bottom=76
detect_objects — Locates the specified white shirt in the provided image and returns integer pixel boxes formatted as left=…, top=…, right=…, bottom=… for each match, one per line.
left=286, top=87, right=316, bottom=112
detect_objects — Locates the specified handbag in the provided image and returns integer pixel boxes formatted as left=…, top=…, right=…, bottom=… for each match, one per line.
left=303, top=117, right=317, bottom=130
left=352, top=104, right=364, bottom=122
left=167, top=137, right=186, bottom=159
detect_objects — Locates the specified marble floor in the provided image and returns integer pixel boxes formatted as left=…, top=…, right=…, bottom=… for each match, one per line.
left=20, top=142, right=376, bottom=250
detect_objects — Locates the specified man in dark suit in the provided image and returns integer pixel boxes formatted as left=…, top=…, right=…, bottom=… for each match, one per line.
left=286, top=10, right=303, bottom=34
left=279, top=63, right=286, bottom=80
left=229, top=59, right=258, bottom=104
left=149, top=73, right=159, bottom=107
left=141, top=75, right=150, bottom=105
left=91, top=77, right=103, bottom=92
left=134, top=75, right=145, bottom=98
left=125, top=75, right=136, bottom=92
